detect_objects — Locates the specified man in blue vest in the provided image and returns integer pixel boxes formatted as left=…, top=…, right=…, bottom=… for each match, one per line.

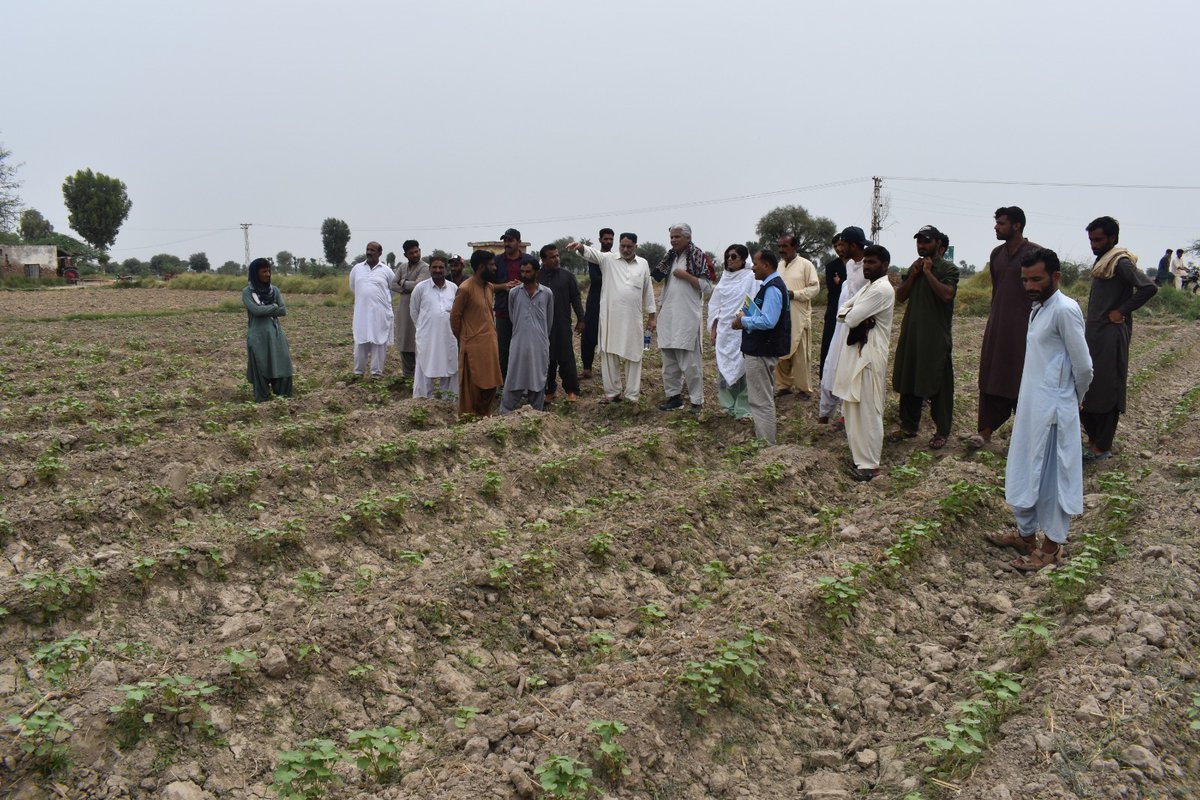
left=732, top=249, right=791, bottom=445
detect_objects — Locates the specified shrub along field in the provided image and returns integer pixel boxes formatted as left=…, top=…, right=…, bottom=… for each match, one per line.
left=1, top=284, right=1198, bottom=799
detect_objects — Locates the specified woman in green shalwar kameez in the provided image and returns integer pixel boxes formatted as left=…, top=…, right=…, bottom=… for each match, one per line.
left=243, top=258, right=293, bottom=401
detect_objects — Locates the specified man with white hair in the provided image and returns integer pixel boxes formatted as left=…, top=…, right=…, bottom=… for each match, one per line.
left=652, top=223, right=714, bottom=412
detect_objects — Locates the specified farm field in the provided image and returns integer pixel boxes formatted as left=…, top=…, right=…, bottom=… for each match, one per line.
left=1, top=285, right=1199, bottom=800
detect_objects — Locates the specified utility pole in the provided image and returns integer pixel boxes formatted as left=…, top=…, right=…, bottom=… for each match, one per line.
left=870, top=176, right=883, bottom=242
left=240, top=223, right=252, bottom=270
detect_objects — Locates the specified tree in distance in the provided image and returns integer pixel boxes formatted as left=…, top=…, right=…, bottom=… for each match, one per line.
left=0, top=142, right=20, bottom=232
left=19, top=208, right=54, bottom=241
left=276, top=251, right=294, bottom=273
left=321, top=217, right=351, bottom=266
left=62, top=169, right=133, bottom=256
left=637, top=241, right=667, bottom=270
left=754, top=205, right=837, bottom=264
left=188, top=252, right=211, bottom=272
left=218, top=260, right=242, bottom=275
left=385, top=251, right=396, bottom=267
left=553, top=236, right=591, bottom=274
left=150, top=253, right=184, bottom=275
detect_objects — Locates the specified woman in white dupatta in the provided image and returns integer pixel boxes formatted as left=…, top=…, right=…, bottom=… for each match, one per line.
left=707, top=245, right=759, bottom=420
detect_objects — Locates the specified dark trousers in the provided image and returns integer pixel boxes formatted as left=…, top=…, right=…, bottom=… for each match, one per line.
left=898, top=360, right=954, bottom=437
left=581, top=291, right=600, bottom=371
left=251, top=375, right=292, bottom=403
left=1081, top=409, right=1120, bottom=452
left=546, top=357, right=580, bottom=395
left=399, top=351, right=416, bottom=378
left=978, top=392, right=1018, bottom=434
left=819, top=310, right=838, bottom=377
left=496, top=317, right=513, bottom=380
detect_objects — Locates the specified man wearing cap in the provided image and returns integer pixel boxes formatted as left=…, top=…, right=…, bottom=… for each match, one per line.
left=775, top=234, right=821, bottom=400
left=567, top=235, right=656, bottom=403
left=819, top=234, right=848, bottom=378
left=834, top=244, right=896, bottom=481
left=491, top=229, right=539, bottom=380
left=580, top=228, right=614, bottom=380
left=653, top=223, right=714, bottom=412
left=448, top=255, right=468, bottom=286
left=348, top=241, right=395, bottom=377
left=390, top=240, right=430, bottom=379
left=818, top=226, right=869, bottom=425
left=891, top=225, right=960, bottom=449
left=971, top=207, right=1039, bottom=449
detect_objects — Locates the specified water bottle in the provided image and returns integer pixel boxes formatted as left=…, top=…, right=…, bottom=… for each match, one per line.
left=643, top=328, right=651, bottom=351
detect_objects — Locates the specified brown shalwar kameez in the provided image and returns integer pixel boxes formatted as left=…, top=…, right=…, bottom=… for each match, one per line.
left=1080, top=256, right=1156, bottom=451
left=450, top=276, right=502, bottom=419
left=977, top=238, right=1039, bottom=433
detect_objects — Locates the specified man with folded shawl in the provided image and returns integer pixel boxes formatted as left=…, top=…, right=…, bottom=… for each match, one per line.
left=243, top=257, right=293, bottom=402
left=1080, top=216, right=1156, bottom=460
left=653, top=223, right=714, bottom=412
left=708, top=245, right=758, bottom=419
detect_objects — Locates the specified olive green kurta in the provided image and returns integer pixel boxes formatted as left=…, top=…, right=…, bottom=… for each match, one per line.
left=892, top=259, right=960, bottom=396
left=243, top=285, right=294, bottom=401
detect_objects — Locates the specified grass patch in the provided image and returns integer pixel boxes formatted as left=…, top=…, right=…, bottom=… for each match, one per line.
left=168, top=272, right=349, bottom=298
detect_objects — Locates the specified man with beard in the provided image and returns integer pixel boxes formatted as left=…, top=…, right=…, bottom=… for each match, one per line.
left=451, top=250, right=503, bottom=419
left=349, top=241, right=395, bottom=377
left=500, top=260, right=553, bottom=414
left=448, top=255, right=468, bottom=286
left=410, top=255, right=459, bottom=400
left=491, top=228, right=539, bottom=379
left=390, top=239, right=429, bottom=379
left=819, top=234, right=848, bottom=378
left=537, top=243, right=585, bottom=402
left=833, top=245, right=896, bottom=481
left=653, top=223, right=714, bottom=412
left=988, top=248, right=1093, bottom=571
left=774, top=233, right=820, bottom=399
left=890, top=225, right=960, bottom=449
left=1079, top=216, right=1156, bottom=461
left=580, top=228, right=614, bottom=380
left=971, top=207, right=1040, bottom=449
left=568, top=234, right=656, bottom=403
left=818, top=226, right=868, bottom=425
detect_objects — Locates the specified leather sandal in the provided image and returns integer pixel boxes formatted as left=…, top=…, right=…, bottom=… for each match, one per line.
left=1011, top=545, right=1065, bottom=572
left=984, top=530, right=1036, bottom=555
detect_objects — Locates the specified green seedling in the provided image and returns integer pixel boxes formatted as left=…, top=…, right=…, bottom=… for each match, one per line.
left=272, top=738, right=342, bottom=799
left=534, top=754, right=594, bottom=800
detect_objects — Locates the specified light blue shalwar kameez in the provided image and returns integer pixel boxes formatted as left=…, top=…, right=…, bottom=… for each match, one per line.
left=1004, top=290, right=1094, bottom=543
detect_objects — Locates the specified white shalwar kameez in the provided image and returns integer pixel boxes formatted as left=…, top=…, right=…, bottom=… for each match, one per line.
left=410, top=277, right=459, bottom=399
left=832, top=276, right=895, bottom=470
left=349, top=260, right=395, bottom=375
left=658, top=254, right=711, bottom=405
left=706, top=267, right=758, bottom=386
left=579, top=245, right=656, bottom=401
left=819, top=257, right=866, bottom=418
left=1005, top=290, right=1093, bottom=544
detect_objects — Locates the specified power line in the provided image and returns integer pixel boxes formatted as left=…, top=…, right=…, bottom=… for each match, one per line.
left=884, top=176, right=1200, bottom=191
left=109, top=228, right=236, bottom=253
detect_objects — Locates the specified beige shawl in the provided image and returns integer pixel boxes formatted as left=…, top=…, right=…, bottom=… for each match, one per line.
left=1091, top=246, right=1137, bottom=280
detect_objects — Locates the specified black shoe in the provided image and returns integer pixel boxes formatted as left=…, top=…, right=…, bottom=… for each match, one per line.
left=658, top=395, right=683, bottom=411
left=688, top=403, right=702, bottom=414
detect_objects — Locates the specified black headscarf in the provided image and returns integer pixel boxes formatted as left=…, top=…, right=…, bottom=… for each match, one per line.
left=248, top=258, right=275, bottom=305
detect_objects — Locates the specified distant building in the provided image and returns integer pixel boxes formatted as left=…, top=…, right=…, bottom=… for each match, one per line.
left=0, top=245, right=58, bottom=279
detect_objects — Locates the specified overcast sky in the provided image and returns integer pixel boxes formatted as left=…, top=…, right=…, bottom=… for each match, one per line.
left=7, top=0, right=1199, bottom=271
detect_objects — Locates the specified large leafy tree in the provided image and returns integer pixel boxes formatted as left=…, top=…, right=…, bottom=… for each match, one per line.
left=552, top=236, right=591, bottom=275
left=188, top=252, right=211, bottom=272
left=62, top=168, right=132, bottom=252
left=321, top=217, right=351, bottom=266
left=637, top=241, right=667, bottom=270
left=754, top=204, right=837, bottom=263
left=276, top=250, right=294, bottom=273
left=0, top=142, right=20, bottom=232
left=19, top=208, right=53, bottom=240
left=150, top=253, right=184, bottom=275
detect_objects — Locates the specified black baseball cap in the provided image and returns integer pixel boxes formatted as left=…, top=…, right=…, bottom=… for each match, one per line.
left=913, top=225, right=942, bottom=241
left=836, top=226, right=870, bottom=248
left=500, top=228, right=522, bottom=241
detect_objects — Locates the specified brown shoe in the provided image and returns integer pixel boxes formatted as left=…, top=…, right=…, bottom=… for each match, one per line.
left=544, top=393, right=557, bottom=404
left=984, top=530, right=1036, bottom=556
left=1011, top=544, right=1065, bottom=572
